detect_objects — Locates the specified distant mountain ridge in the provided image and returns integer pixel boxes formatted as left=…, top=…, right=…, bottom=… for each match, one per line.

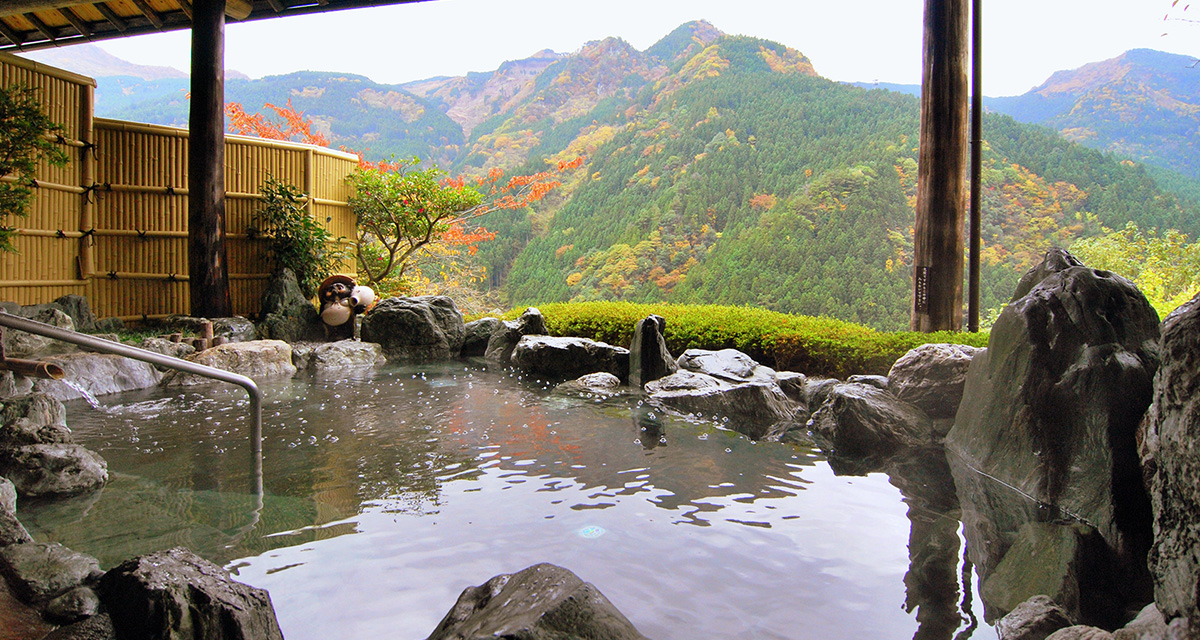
left=989, top=49, right=1200, bottom=183
left=27, top=24, right=1200, bottom=330
left=21, top=43, right=248, bottom=80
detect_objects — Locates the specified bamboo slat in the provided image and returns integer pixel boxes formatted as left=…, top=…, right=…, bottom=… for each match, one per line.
left=4, top=59, right=358, bottom=320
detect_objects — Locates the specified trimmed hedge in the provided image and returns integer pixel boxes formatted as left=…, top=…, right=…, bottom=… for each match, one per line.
left=494, top=301, right=988, bottom=379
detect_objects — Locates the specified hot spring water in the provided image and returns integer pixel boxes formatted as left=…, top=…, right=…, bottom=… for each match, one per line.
left=20, top=361, right=996, bottom=639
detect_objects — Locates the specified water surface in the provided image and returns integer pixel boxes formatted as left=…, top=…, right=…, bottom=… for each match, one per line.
left=22, top=361, right=995, bottom=640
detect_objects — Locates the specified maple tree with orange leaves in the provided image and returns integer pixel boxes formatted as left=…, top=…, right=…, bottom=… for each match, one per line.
left=226, top=99, right=583, bottom=289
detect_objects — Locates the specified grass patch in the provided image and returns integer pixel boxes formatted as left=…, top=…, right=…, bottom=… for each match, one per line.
left=493, top=301, right=988, bottom=378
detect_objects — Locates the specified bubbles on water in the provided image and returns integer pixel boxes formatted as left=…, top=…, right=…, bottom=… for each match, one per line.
left=577, top=525, right=606, bottom=539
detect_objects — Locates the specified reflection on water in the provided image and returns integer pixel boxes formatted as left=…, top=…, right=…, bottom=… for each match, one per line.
left=21, top=361, right=996, bottom=640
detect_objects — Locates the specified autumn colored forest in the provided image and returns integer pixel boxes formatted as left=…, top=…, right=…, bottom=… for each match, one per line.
left=135, top=20, right=1200, bottom=329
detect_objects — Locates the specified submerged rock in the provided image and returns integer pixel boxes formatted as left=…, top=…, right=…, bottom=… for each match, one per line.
left=511, top=335, right=630, bottom=382
left=946, top=253, right=1158, bottom=601
left=810, top=382, right=932, bottom=466
left=0, top=444, right=108, bottom=497
left=979, top=522, right=1107, bottom=624
left=426, top=562, right=649, bottom=640
left=888, top=343, right=980, bottom=419
left=41, top=611, right=114, bottom=640
left=554, top=372, right=623, bottom=398
left=0, top=541, right=101, bottom=606
left=629, top=315, right=677, bottom=388
left=361, top=296, right=466, bottom=361
left=995, top=595, right=1075, bottom=640
left=1141, top=291, right=1200, bottom=630
left=99, top=546, right=284, bottom=640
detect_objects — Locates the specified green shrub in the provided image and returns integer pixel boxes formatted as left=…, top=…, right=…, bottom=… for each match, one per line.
left=496, top=301, right=987, bottom=378
left=251, top=176, right=344, bottom=297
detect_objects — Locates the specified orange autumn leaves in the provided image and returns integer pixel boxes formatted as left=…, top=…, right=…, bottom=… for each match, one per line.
left=225, top=99, right=583, bottom=285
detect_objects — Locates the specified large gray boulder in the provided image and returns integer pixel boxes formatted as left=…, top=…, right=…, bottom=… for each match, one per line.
left=98, top=546, right=284, bottom=640
left=676, top=348, right=776, bottom=384
left=163, top=340, right=296, bottom=385
left=0, top=541, right=101, bottom=606
left=484, top=308, right=547, bottom=365
left=32, top=353, right=162, bottom=401
left=256, top=268, right=323, bottom=342
left=360, top=296, right=465, bottom=361
left=629, top=315, right=677, bottom=388
left=1, top=392, right=71, bottom=447
left=554, top=372, right=624, bottom=399
left=0, top=476, right=32, bottom=547
left=291, top=340, right=385, bottom=372
left=810, top=382, right=932, bottom=466
left=461, top=317, right=501, bottom=357
left=888, top=343, right=981, bottom=419
left=3, top=308, right=77, bottom=358
left=995, top=595, right=1075, bottom=640
left=135, top=337, right=196, bottom=364
left=645, top=370, right=797, bottom=440
left=1141, top=291, right=1200, bottom=630
left=946, top=256, right=1158, bottom=593
left=0, top=444, right=108, bottom=497
left=511, top=335, right=630, bottom=382
left=17, top=295, right=98, bottom=333
left=426, top=563, right=649, bottom=640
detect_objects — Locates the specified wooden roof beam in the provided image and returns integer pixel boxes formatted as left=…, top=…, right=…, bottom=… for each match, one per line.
left=266, top=0, right=286, bottom=13
left=25, top=12, right=58, bottom=42
left=95, top=2, right=127, bottom=31
left=226, top=0, right=252, bottom=20
left=129, top=0, right=163, bottom=29
left=59, top=6, right=92, bottom=38
left=0, top=20, right=25, bottom=47
left=178, top=0, right=193, bottom=19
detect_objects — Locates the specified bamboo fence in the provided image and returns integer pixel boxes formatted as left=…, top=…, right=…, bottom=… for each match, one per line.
left=0, top=52, right=359, bottom=321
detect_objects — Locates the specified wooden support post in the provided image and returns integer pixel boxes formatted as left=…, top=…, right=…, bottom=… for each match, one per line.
left=188, top=0, right=231, bottom=317
left=912, top=0, right=970, bottom=332
left=968, top=0, right=982, bottom=332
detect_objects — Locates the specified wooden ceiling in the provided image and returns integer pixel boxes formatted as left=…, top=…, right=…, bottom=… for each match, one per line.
left=0, top=0, right=434, bottom=52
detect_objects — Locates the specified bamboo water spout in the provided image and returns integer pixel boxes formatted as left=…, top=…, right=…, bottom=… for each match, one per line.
left=0, top=310, right=264, bottom=497
left=0, top=357, right=65, bottom=379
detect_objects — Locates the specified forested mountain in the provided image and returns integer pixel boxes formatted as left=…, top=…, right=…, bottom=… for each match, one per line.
left=57, top=23, right=1200, bottom=330
left=988, top=49, right=1200, bottom=185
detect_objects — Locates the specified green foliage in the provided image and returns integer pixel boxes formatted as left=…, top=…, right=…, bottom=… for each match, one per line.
left=1070, top=222, right=1200, bottom=318
left=251, top=176, right=343, bottom=297
left=496, top=301, right=987, bottom=378
left=0, top=84, right=68, bottom=252
left=346, top=157, right=485, bottom=287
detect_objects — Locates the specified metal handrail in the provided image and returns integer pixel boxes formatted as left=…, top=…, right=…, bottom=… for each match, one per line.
left=0, top=310, right=263, bottom=496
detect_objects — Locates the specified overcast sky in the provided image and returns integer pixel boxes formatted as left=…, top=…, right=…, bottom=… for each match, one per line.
left=87, top=0, right=1200, bottom=97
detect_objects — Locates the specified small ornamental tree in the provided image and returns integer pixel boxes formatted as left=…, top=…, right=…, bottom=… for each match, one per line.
left=250, top=175, right=344, bottom=297
left=226, top=98, right=584, bottom=292
left=346, top=157, right=582, bottom=288
left=0, top=84, right=68, bottom=252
